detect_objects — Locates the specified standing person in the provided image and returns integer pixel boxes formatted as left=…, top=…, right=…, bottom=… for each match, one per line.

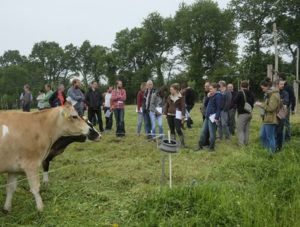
left=234, top=81, right=255, bottom=146
left=218, top=81, right=232, bottom=140
left=20, top=84, right=33, bottom=112
left=150, top=86, right=166, bottom=141
left=43, top=84, right=54, bottom=109
left=67, top=79, right=85, bottom=117
left=111, top=80, right=127, bottom=137
left=103, top=86, right=113, bottom=131
left=227, top=83, right=237, bottom=135
left=164, top=83, right=186, bottom=147
left=275, top=79, right=289, bottom=151
left=143, top=80, right=156, bottom=139
left=279, top=73, right=296, bottom=141
left=36, top=90, right=46, bottom=110
left=200, top=82, right=210, bottom=122
left=181, top=82, right=196, bottom=129
left=49, top=84, right=66, bottom=107
left=255, top=80, right=280, bottom=153
left=136, top=82, right=147, bottom=136
left=85, top=81, right=104, bottom=132
left=195, top=83, right=222, bottom=151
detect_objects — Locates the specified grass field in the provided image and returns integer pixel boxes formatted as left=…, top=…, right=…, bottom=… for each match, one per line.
left=0, top=104, right=300, bottom=226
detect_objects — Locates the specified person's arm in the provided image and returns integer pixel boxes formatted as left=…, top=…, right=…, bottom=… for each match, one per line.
left=68, top=89, right=83, bottom=101
left=44, top=91, right=53, bottom=101
left=119, top=89, right=126, bottom=101
left=164, top=97, right=169, bottom=115
left=283, top=91, right=289, bottom=106
left=111, top=90, right=118, bottom=101
left=289, top=87, right=296, bottom=112
left=181, top=96, right=186, bottom=117
left=262, top=94, right=279, bottom=112
left=85, top=91, right=90, bottom=107
left=215, top=94, right=222, bottom=120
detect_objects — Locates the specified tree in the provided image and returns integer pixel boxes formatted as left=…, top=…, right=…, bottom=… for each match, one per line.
left=175, top=0, right=237, bottom=86
left=30, top=41, right=65, bottom=84
left=0, top=50, right=27, bottom=67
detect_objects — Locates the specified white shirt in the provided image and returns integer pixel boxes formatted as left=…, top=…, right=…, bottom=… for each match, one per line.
left=104, top=93, right=112, bottom=107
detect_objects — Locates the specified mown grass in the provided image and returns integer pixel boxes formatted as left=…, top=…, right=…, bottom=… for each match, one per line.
left=0, top=104, right=299, bottom=226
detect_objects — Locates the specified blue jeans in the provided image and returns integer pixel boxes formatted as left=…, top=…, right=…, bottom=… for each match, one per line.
left=218, top=110, right=230, bottom=140
left=136, top=112, right=144, bottom=135
left=114, top=108, right=125, bottom=136
left=260, top=124, right=277, bottom=153
left=199, top=118, right=217, bottom=150
left=144, top=111, right=152, bottom=136
left=149, top=111, right=163, bottom=139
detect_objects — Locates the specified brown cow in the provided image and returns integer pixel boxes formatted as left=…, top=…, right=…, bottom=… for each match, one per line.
left=0, top=102, right=90, bottom=213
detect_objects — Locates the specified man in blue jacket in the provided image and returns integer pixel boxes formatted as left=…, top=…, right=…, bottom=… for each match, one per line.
left=195, top=83, right=222, bottom=151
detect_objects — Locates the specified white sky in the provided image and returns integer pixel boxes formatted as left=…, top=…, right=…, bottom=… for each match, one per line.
left=0, top=0, right=231, bottom=56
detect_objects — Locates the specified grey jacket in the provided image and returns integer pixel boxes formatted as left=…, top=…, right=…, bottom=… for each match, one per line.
left=150, top=93, right=164, bottom=114
left=221, top=90, right=232, bottom=111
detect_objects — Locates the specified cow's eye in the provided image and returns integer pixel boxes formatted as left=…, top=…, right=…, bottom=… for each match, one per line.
left=72, top=115, right=79, bottom=119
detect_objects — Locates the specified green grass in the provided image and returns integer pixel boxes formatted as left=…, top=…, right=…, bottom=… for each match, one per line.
left=0, top=104, right=300, bottom=226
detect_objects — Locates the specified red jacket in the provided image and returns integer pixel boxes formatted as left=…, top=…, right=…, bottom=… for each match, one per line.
left=136, top=90, right=144, bottom=112
left=111, top=88, right=126, bottom=109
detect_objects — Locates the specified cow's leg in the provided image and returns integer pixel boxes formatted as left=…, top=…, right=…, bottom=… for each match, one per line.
left=42, top=158, right=50, bottom=183
left=3, top=173, right=18, bottom=213
left=25, top=169, right=43, bottom=211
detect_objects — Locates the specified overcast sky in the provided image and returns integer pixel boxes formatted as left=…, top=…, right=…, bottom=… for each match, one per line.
left=0, top=0, right=232, bottom=56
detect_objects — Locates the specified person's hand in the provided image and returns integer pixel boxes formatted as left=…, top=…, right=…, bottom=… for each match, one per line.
left=255, top=101, right=262, bottom=107
left=207, top=92, right=212, bottom=97
left=215, top=119, right=219, bottom=125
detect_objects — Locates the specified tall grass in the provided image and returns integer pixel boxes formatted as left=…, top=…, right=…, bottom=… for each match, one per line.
left=0, top=105, right=299, bottom=226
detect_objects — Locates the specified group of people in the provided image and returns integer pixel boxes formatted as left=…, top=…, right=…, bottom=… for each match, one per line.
left=20, top=73, right=296, bottom=153
left=196, top=73, right=295, bottom=153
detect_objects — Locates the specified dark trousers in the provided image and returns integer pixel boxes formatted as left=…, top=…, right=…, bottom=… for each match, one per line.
left=167, top=115, right=183, bottom=137
left=22, top=104, right=30, bottom=112
left=186, top=104, right=194, bottom=128
left=144, top=111, right=152, bottom=136
left=114, top=108, right=125, bottom=137
left=103, top=107, right=113, bottom=130
left=88, top=109, right=104, bottom=132
left=276, top=119, right=285, bottom=150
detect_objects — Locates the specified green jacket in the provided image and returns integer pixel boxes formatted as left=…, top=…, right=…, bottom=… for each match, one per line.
left=262, top=89, right=280, bottom=124
left=44, top=90, right=54, bottom=108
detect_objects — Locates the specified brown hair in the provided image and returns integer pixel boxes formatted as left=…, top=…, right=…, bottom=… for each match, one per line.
left=240, top=80, right=249, bottom=88
left=170, top=83, right=180, bottom=91
left=140, top=82, right=146, bottom=90
left=210, top=82, right=218, bottom=89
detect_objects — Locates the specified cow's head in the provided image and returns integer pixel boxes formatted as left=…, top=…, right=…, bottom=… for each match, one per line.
left=59, top=102, right=90, bottom=136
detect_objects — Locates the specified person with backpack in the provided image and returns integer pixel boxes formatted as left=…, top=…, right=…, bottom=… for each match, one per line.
left=255, top=79, right=280, bottom=153
left=234, top=80, right=255, bottom=146
left=275, top=79, right=289, bottom=151
left=20, top=84, right=33, bottom=112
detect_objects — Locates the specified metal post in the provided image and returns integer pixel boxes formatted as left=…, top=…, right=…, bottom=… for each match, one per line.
left=267, top=64, right=273, bottom=81
left=273, top=23, right=279, bottom=80
left=160, top=154, right=166, bottom=187
left=169, top=154, right=172, bottom=189
left=295, top=48, right=299, bottom=112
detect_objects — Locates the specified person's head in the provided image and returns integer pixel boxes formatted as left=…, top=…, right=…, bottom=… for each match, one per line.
left=140, top=82, right=147, bottom=91
left=170, top=83, right=180, bottom=96
left=116, top=80, right=123, bottom=89
left=240, top=80, right=249, bottom=90
left=218, top=80, right=227, bottom=91
left=72, top=79, right=81, bottom=89
left=44, top=84, right=51, bottom=92
left=209, top=83, right=218, bottom=95
left=146, top=80, right=153, bottom=90
left=58, top=84, right=65, bottom=92
left=157, top=86, right=168, bottom=98
left=279, top=73, right=287, bottom=82
left=204, top=81, right=210, bottom=92
left=107, top=86, right=113, bottom=93
left=260, top=79, right=272, bottom=93
left=91, top=81, right=98, bottom=90
left=227, top=83, right=234, bottom=92
left=23, top=84, right=30, bottom=91
left=275, top=79, right=285, bottom=91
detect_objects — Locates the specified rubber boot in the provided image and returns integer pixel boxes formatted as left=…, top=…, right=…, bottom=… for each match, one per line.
left=179, top=135, right=187, bottom=148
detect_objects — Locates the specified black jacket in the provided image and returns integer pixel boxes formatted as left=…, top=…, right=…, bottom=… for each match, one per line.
left=184, top=87, right=196, bottom=107
left=284, top=83, right=296, bottom=111
left=85, top=88, right=102, bottom=110
left=234, top=89, right=255, bottom=115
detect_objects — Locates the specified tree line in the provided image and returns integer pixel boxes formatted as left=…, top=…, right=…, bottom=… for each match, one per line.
left=0, top=0, right=299, bottom=109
